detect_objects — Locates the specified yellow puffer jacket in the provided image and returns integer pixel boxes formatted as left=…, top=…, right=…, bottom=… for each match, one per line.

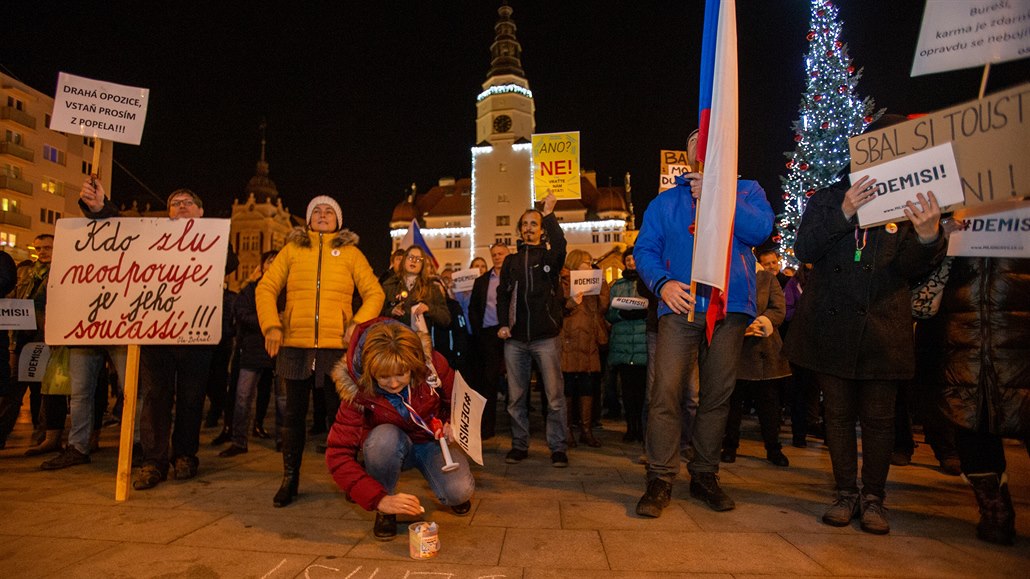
left=256, top=227, right=385, bottom=350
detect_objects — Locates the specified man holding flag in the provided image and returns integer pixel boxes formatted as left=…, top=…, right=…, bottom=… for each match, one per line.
left=633, top=0, right=774, bottom=516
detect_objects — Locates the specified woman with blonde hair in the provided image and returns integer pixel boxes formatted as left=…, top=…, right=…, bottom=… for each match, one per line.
left=560, top=249, right=610, bottom=447
left=327, top=319, right=474, bottom=541
left=381, top=245, right=450, bottom=329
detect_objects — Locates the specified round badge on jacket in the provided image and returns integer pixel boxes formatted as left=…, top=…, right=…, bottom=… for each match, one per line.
left=543, top=265, right=551, bottom=273
left=885, top=222, right=898, bottom=234
left=331, top=249, right=341, bottom=256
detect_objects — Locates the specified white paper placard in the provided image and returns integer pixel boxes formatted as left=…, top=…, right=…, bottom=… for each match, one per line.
left=853, top=142, right=965, bottom=227
left=50, top=72, right=150, bottom=145
left=17, top=343, right=50, bottom=382
left=0, top=299, right=37, bottom=330
left=449, top=371, right=486, bottom=465
left=610, top=296, right=648, bottom=310
left=46, top=218, right=229, bottom=345
left=451, top=268, right=479, bottom=293
left=912, top=0, right=1030, bottom=77
left=569, top=269, right=603, bottom=297
left=948, top=202, right=1030, bottom=257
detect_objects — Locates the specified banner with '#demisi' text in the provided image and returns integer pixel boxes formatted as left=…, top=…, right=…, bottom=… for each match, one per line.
left=449, top=371, right=486, bottom=465
left=849, top=83, right=1030, bottom=211
left=46, top=218, right=229, bottom=345
left=50, top=72, right=150, bottom=145
left=853, top=143, right=965, bottom=227
left=911, top=0, right=1030, bottom=77
left=948, top=201, right=1030, bottom=257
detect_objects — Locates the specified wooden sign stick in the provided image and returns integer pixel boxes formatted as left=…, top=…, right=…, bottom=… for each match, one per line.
left=115, top=344, right=140, bottom=501
left=90, top=137, right=103, bottom=183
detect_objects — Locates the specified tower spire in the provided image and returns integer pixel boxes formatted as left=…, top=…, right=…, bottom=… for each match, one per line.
left=244, top=118, right=278, bottom=203
left=487, top=1, right=525, bottom=79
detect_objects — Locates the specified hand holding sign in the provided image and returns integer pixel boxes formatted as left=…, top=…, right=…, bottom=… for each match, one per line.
left=80, top=177, right=107, bottom=214
left=904, top=191, right=942, bottom=243
left=569, top=269, right=603, bottom=297
left=842, top=176, right=878, bottom=220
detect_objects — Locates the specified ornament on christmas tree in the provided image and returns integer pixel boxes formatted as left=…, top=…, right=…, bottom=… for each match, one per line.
left=817, top=9, right=825, bottom=16
left=847, top=65, right=855, bottom=73
left=786, top=160, right=795, bottom=169
left=799, top=163, right=809, bottom=171
left=810, top=71, right=819, bottom=77
left=821, top=121, right=829, bottom=129
left=782, top=193, right=790, bottom=200
left=826, top=50, right=834, bottom=57
left=835, top=40, right=843, bottom=49
left=772, top=235, right=783, bottom=243
left=838, top=85, right=847, bottom=93
left=864, top=115, right=873, bottom=123
left=814, top=94, right=822, bottom=101
left=807, top=31, right=816, bottom=41
left=794, top=134, right=803, bottom=142
left=805, top=189, right=816, bottom=197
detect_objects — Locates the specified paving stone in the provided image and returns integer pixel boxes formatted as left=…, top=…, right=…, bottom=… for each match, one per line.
left=499, top=528, right=609, bottom=570
left=471, top=497, right=562, bottom=529
left=344, top=523, right=505, bottom=566
left=562, top=499, right=703, bottom=530
left=0, top=536, right=116, bottom=579
left=48, top=543, right=317, bottom=578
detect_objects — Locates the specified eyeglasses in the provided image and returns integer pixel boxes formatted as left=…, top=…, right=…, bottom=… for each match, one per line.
left=406, top=255, right=424, bottom=263
left=169, top=199, right=196, bottom=208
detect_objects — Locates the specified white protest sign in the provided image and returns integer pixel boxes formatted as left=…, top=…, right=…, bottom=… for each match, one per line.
left=569, top=269, right=603, bottom=297
left=610, top=296, right=648, bottom=310
left=411, top=310, right=429, bottom=333
left=449, top=371, right=485, bottom=465
left=17, top=343, right=50, bottom=382
left=948, top=202, right=1030, bottom=257
left=50, top=72, right=150, bottom=145
left=0, top=299, right=37, bottom=330
left=45, top=218, right=229, bottom=345
left=854, top=142, right=964, bottom=227
left=451, top=268, right=479, bottom=293
left=911, top=0, right=1030, bottom=77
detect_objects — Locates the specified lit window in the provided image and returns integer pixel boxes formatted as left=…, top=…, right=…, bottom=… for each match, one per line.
left=0, top=231, right=16, bottom=247
left=496, top=215, right=510, bottom=226
left=44, top=144, right=67, bottom=164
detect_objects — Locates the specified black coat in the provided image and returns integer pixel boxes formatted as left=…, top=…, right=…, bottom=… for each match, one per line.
left=784, top=180, right=945, bottom=380
left=932, top=257, right=1030, bottom=436
left=234, top=281, right=283, bottom=370
left=496, top=213, right=567, bottom=342
left=468, top=268, right=497, bottom=333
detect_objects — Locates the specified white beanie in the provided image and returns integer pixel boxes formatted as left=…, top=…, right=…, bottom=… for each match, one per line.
left=306, top=195, right=342, bottom=231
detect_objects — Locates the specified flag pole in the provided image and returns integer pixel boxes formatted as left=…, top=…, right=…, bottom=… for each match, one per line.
left=687, top=161, right=703, bottom=323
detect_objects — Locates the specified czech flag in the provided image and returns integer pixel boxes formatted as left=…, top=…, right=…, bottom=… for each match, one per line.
left=400, top=218, right=439, bottom=270
left=693, top=0, right=738, bottom=342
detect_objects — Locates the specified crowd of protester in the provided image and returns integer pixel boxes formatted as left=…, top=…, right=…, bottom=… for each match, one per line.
left=1, top=113, right=1027, bottom=546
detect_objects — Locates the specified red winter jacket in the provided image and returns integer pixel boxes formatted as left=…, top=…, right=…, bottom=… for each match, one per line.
left=325, top=319, right=455, bottom=512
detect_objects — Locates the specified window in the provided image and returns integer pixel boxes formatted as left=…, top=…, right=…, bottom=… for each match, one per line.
left=2, top=164, right=22, bottom=179
left=603, top=233, right=612, bottom=243
left=39, top=209, right=59, bottom=225
left=495, top=235, right=512, bottom=247
left=613, top=232, right=622, bottom=242
left=4, top=130, right=23, bottom=145
left=6, top=97, right=23, bottom=111
left=496, top=215, right=510, bottom=226
left=44, top=113, right=51, bottom=128
left=241, top=231, right=260, bottom=252
left=44, top=144, right=67, bottom=165
left=83, top=137, right=95, bottom=147
left=81, top=161, right=93, bottom=175
left=591, top=233, right=599, bottom=243
left=39, top=208, right=45, bottom=222
left=0, top=231, right=16, bottom=247
left=497, top=193, right=509, bottom=203
left=1, top=198, right=16, bottom=211
left=41, top=177, right=61, bottom=196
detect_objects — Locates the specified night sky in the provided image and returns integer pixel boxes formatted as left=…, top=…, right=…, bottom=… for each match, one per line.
left=5, top=1, right=1027, bottom=268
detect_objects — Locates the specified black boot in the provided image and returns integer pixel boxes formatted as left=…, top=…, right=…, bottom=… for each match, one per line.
left=273, top=429, right=303, bottom=508
left=966, top=472, right=1016, bottom=545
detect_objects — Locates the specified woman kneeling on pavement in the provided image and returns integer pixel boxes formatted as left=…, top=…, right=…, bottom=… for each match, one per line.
left=326, top=319, right=475, bottom=541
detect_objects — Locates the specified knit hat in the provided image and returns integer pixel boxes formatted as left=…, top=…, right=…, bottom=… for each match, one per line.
left=306, top=195, right=342, bottom=231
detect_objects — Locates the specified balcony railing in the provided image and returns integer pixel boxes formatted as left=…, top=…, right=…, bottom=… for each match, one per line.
left=0, top=210, right=31, bottom=229
left=0, top=141, right=33, bottom=162
left=0, top=107, right=37, bottom=130
left=0, top=175, right=32, bottom=196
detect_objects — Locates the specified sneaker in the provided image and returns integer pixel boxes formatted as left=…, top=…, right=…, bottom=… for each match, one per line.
left=720, top=449, right=737, bottom=463
left=41, top=446, right=91, bottom=470
left=550, top=451, right=569, bottom=468
left=859, top=494, right=890, bottom=535
left=689, top=472, right=735, bottom=511
left=133, top=465, right=167, bottom=490
left=451, top=500, right=472, bottom=516
left=218, top=444, right=248, bottom=458
left=505, top=448, right=528, bottom=464
left=373, top=512, right=397, bottom=541
left=822, top=490, right=860, bottom=526
left=173, top=455, right=199, bottom=480
left=766, top=448, right=790, bottom=467
left=635, top=478, right=672, bottom=518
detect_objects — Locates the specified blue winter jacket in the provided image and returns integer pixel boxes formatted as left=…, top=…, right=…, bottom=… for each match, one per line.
left=634, top=175, right=774, bottom=319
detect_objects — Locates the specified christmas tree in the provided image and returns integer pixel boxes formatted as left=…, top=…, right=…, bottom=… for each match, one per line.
left=777, top=0, right=881, bottom=268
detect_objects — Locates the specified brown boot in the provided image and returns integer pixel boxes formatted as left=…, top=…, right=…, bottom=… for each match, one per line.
left=966, top=472, right=1016, bottom=545
left=25, top=429, right=63, bottom=456
left=579, top=397, right=601, bottom=447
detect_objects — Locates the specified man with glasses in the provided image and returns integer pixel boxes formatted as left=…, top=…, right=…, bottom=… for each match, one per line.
left=57, top=180, right=237, bottom=486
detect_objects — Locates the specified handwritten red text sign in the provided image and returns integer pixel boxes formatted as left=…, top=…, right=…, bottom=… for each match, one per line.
left=46, top=218, right=229, bottom=345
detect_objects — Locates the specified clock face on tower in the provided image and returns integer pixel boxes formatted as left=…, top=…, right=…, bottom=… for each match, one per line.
left=493, top=115, right=512, bottom=133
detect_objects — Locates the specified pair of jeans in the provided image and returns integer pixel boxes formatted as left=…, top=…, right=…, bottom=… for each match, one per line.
left=67, top=346, right=127, bottom=454
left=504, top=336, right=567, bottom=453
left=363, top=423, right=475, bottom=508
left=816, top=373, right=898, bottom=498
left=645, top=311, right=748, bottom=480
left=138, top=346, right=214, bottom=472
left=231, top=368, right=272, bottom=449
left=723, top=378, right=784, bottom=452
